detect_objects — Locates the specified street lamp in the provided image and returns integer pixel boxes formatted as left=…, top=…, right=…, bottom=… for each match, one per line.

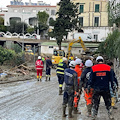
left=22, top=18, right=28, bottom=52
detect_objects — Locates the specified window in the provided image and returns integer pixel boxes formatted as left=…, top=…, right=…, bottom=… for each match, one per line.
left=94, top=17, right=99, bottom=27
left=79, top=5, right=84, bottom=13
left=79, top=17, right=83, bottom=26
left=95, top=4, right=99, bottom=12
left=94, top=35, right=98, bottom=41
left=51, top=10, right=55, bottom=15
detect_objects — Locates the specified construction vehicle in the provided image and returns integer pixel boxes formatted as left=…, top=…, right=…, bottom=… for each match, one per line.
left=25, top=45, right=34, bottom=55
left=67, top=37, right=89, bottom=60
left=52, top=37, right=89, bottom=68
left=52, top=49, right=65, bottom=68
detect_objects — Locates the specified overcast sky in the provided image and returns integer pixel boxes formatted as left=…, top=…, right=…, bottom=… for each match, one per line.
left=0, top=0, right=60, bottom=8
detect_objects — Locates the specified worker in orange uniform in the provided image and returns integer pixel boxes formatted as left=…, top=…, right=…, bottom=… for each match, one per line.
left=73, top=58, right=82, bottom=114
left=79, top=59, right=93, bottom=117
left=35, top=56, right=44, bottom=81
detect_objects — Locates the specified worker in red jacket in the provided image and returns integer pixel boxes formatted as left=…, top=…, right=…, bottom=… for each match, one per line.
left=35, top=56, right=44, bottom=81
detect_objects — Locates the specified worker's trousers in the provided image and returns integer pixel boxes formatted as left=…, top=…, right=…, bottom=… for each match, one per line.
left=57, top=73, right=64, bottom=87
left=92, top=90, right=111, bottom=116
left=46, top=67, right=51, bottom=76
left=36, top=69, right=43, bottom=77
left=63, top=86, right=74, bottom=107
left=84, top=88, right=93, bottom=105
left=73, top=91, right=80, bottom=108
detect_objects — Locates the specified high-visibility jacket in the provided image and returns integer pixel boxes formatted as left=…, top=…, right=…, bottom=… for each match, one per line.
left=56, top=62, right=67, bottom=75
left=74, top=65, right=82, bottom=85
left=35, top=59, right=43, bottom=70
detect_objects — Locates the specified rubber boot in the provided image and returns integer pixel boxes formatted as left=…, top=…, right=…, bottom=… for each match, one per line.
left=73, top=107, right=81, bottom=114
left=68, top=107, right=73, bottom=118
left=59, top=87, right=62, bottom=95
left=40, top=76, right=42, bottom=81
left=45, top=76, right=48, bottom=81
left=62, top=105, right=67, bottom=117
left=49, top=77, right=50, bottom=81
left=87, top=104, right=92, bottom=117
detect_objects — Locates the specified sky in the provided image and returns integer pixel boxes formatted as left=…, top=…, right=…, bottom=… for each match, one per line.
left=0, top=0, right=60, bottom=8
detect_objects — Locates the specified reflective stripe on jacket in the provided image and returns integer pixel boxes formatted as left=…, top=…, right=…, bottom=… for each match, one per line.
left=56, top=62, right=67, bottom=75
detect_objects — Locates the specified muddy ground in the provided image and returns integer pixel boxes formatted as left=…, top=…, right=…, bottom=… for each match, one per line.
left=0, top=68, right=120, bottom=120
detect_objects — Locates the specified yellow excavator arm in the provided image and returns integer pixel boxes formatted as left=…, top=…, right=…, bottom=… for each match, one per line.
left=67, top=37, right=87, bottom=59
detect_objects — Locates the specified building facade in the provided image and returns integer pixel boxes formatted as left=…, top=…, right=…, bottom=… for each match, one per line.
left=4, top=0, right=56, bottom=28
left=68, top=0, right=113, bottom=41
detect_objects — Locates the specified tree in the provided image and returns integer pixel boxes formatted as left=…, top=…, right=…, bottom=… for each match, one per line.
left=27, top=26, right=35, bottom=34
left=108, top=1, right=120, bottom=27
left=8, top=20, right=27, bottom=33
left=37, top=11, right=49, bottom=36
left=98, top=30, right=120, bottom=59
left=49, top=0, right=80, bottom=50
left=0, top=17, right=4, bottom=25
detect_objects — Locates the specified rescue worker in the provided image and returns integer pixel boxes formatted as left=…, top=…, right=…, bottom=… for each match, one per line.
left=41, top=56, right=45, bottom=66
left=46, top=56, right=52, bottom=81
left=79, top=59, right=93, bottom=117
left=62, top=61, right=78, bottom=118
left=56, top=57, right=67, bottom=95
left=87, top=56, right=114, bottom=120
left=35, top=56, right=44, bottom=81
left=107, top=62, right=119, bottom=109
left=73, top=58, right=82, bottom=114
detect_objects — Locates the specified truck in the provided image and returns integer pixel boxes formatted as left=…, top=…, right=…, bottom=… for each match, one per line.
left=73, top=33, right=95, bottom=42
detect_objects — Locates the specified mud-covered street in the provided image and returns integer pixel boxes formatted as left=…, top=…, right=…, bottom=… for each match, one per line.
left=0, top=71, right=120, bottom=120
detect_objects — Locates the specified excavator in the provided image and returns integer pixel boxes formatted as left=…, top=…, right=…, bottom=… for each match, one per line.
left=52, top=37, right=89, bottom=68
left=67, top=36, right=89, bottom=59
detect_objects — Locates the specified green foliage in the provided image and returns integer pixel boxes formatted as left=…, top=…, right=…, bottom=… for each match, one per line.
left=98, top=30, right=120, bottom=59
left=0, top=45, right=24, bottom=66
left=12, top=52, right=24, bottom=66
left=108, top=1, right=120, bottom=27
left=0, top=25, right=7, bottom=32
left=49, top=0, right=80, bottom=50
left=0, top=46, right=15, bottom=64
left=0, top=17, right=4, bottom=25
left=27, top=26, right=35, bottom=34
left=8, top=20, right=27, bottom=33
left=37, top=11, right=49, bottom=35
left=11, top=43, right=22, bottom=53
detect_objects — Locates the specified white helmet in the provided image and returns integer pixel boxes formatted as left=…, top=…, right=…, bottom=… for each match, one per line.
left=85, top=59, right=93, bottom=67
left=69, top=61, right=76, bottom=67
left=75, top=58, right=82, bottom=65
left=96, top=56, right=104, bottom=62
left=38, top=56, right=41, bottom=59
left=75, top=56, right=78, bottom=59
left=62, top=57, right=67, bottom=61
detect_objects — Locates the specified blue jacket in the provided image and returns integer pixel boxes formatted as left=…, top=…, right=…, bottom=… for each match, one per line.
left=64, top=68, right=78, bottom=92
left=46, top=59, right=52, bottom=68
left=88, top=63, right=114, bottom=91
left=79, top=67, right=92, bottom=90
